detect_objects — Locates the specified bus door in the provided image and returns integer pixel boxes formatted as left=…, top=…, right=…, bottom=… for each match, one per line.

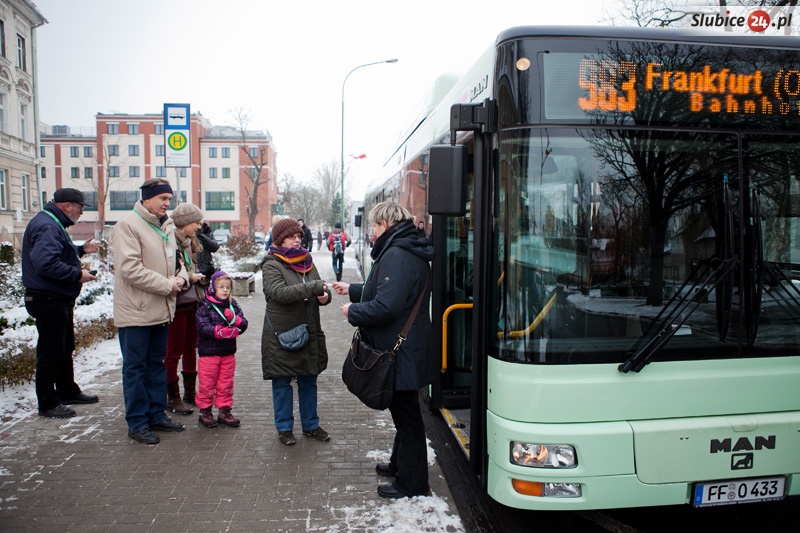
left=429, top=142, right=475, bottom=457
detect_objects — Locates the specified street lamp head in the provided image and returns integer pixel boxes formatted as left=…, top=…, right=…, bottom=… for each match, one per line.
left=385, top=59, right=399, bottom=64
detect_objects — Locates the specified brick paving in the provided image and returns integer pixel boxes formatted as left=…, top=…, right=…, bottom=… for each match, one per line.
left=0, top=247, right=460, bottom=532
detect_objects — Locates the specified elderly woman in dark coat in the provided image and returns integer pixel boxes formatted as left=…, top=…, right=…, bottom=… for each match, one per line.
left=261, top=218, right=332, bottom=446
left=332, top=201, right=436, bottom=499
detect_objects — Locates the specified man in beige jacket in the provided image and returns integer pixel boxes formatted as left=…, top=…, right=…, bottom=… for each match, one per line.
left=113, top=178, right=190, bottom=445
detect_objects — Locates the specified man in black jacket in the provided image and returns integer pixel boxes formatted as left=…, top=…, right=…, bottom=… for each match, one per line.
left=298, top=219, right=313, bottom=251
left=22, top=188, right=100, bottom=419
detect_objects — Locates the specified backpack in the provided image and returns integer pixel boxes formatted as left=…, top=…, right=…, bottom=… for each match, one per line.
left=333, top=234, right=343, bottom=255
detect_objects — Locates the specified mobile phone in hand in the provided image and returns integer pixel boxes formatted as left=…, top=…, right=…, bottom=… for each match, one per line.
left=89, top=270, right=97, bottom=276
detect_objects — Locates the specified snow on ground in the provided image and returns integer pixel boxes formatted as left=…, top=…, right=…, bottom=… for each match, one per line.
left=0, top=248, right=465, bottom=532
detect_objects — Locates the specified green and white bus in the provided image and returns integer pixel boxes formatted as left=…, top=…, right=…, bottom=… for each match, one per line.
left=361, top=25, right=800, bottom=510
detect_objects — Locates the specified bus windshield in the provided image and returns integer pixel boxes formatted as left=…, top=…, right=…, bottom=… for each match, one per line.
left=494, top=128, right=800, bottom=365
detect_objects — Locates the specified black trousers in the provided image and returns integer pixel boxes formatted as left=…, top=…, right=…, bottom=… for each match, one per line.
left=388, top=389, right=429, bottom=495
left=25, top=291, right=81, bottom=411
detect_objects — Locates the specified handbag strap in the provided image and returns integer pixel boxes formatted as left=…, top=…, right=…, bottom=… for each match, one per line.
left=265, top=298, right=309, bottom=336
left=392, top=274, right=429, bottom=352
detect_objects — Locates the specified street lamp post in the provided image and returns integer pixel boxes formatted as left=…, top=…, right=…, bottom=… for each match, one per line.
left=340, top=58, right=398, bottom=228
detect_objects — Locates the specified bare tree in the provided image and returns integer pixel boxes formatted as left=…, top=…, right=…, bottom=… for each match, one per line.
left=230, top=107, right=273, bottom=235
left=89, top=142, right=121, bottom=229
left=311, top=159, right=357, bottom=225
left=291, top=184, right=323, bottom=223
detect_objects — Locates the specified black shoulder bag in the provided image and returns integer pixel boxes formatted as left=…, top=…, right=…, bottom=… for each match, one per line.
left=266, top=299, right=310, bottom=352
left=342, top=276, right=429, bottom=410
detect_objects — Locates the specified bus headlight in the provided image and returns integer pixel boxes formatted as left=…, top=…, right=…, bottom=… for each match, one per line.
left=510, top=442, right=577, bottom=468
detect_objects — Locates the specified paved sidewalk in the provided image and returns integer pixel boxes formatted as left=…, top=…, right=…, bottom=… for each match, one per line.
left=0, top=248, right=462, bottom=532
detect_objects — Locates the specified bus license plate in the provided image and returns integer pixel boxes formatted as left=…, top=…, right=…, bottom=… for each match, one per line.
left=693, top=476, right=785, bottom=507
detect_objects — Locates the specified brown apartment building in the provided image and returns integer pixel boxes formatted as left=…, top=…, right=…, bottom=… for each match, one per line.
left=40, top=112, right=278, bottom=240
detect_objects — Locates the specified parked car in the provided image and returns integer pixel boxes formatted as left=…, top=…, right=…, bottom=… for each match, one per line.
left=254, top=231, right=266, bottom=245
left=213, top=229, right=232, bottom=244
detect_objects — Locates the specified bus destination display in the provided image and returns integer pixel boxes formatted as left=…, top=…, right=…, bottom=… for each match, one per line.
left=543, top=49, right=800, bottom=125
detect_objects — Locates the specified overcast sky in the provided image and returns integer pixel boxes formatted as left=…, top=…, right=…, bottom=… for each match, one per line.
left=33, top=0, right=616, bottom=199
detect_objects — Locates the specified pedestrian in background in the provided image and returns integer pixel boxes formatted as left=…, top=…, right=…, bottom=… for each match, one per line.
left=113, top=178, right=190, bottom=445
left=195, top=271, right=248, bottom=428
left=327, top=222, right=350, bottom=282
left=22, top=188, right=100, bottom=419
left=262, top=218, right=332, bottom=445
left=265, top=214, right=284, bottom=250
left=164, top=203, right=207, bottom=416
left=195, top=221, right=219, bottom=280
left=316, top=230, right=323, bottom=251
left=333, top=201, right=436, bottom=499
left=298, top=218, right=313, bottom=250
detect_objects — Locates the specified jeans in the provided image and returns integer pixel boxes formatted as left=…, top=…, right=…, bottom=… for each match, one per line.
left=119, top=324, right=170, bottom=432
left=388, top=389, right=429, bottom=495
left=271, top=375, right=319, bottom=432
left=25, top=291, right=81, bottom=411
left=331, top=252, right=344, bottom=281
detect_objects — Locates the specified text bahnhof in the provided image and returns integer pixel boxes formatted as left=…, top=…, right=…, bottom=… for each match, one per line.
left=578, top=60, right=800, bottom=116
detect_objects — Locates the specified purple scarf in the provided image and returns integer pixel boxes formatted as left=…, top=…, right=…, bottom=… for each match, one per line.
left=268, top=245, right=313, bottom=273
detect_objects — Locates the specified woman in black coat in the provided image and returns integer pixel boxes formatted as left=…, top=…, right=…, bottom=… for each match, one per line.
left=333, top=201, right=436, bottom=499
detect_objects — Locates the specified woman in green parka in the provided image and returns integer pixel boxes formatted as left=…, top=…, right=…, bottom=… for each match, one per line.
left=261, top=218, right=332, bottom=446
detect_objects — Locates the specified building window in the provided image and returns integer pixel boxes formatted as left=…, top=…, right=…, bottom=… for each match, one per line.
left=108, top=166, right=119, bottom=177
left=19, top=103, right=27, bottom=141
left=0, top=93, right=5, bottom=133
left=222, top=147, right=230, bottom=158
left=16, top=34, right=26, bottom=71
left=209, top=147, right=217, bottom=158
left=155, top=144, right=164, bottom=157
left=209, top=167, right=217, bottom=179
left=168, top=191, right=187, bottom=209
left=70, top=146, right=79, bottom=157
left=107, top=123, right=119, bottom=134
left=127, top=123, right=139, bottom=135
left=222, top=167, right=230, bottom=179
left=178, top=168, right=186, bottom=177
left=0, top=20, right=5, bottom=58
left=83, top=191, right=98, bottom=211
left=250, top=166, right=258, bottom=179
left=70, top=167, right=80, bottom=179
left=155, top=123, right=164, bottom=135
left=40, top=145, right=45, bottom=158
left=129, top=145, right=139, bottom=156
left=249, top=147, right=258, bottom=158
left=40, top=167, right=46, bottom=180
left=129, top=166, right=140, bottom=178
left=110, top=190, right=138, bottom=210
left=156, top=166, right=166, bottom=178
left=205, top=191, right=235, bottom=210
left=108, top=144, right=119, bottom=156
left=210, top=222, right=231, bottom=231
left=84, top=146, right=93, bottom=157
left=21, top=174, right=29, bottom=212
left=85, top=167, right=93, bottom=180
left=0, top=169, right=7, bottom=209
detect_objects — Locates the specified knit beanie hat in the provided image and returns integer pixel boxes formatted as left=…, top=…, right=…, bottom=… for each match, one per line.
left=171, top=203, right=204, bottom=228
left=272, top=218, right=303, bottom=247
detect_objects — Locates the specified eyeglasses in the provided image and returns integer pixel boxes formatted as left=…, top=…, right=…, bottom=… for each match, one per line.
left=71, top=203, right=84, bottom=213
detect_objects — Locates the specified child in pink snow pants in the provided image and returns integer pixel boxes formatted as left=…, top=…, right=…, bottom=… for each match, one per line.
left=195, top=271, right=248, bottom=427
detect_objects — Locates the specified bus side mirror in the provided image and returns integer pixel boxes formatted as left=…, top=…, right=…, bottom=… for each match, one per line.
left=354, top=214, right=362, bottom=227
left=428, top=145, right=467, bottom=216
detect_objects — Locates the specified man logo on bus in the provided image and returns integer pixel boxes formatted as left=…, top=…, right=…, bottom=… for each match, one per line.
left=731, top=453, right=754, bottom=470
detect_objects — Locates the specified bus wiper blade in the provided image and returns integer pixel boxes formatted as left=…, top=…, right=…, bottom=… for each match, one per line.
left=618, top=257, right=737, bottom=374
